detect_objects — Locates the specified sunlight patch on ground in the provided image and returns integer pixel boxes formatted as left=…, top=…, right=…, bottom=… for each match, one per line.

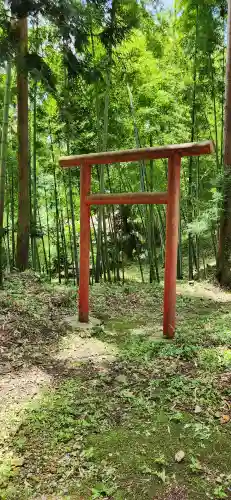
left=130, top=326, right=163, bottom=340
left=55, top=332, right=118, bottom=366
left=177, top=281, right=231, bottom=302
left=0, top=368, right=51, bottom=448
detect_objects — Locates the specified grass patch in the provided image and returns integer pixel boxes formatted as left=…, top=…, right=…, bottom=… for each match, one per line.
left=1, top=374, right=230, bottom=499
left=1, top=275, right=231, bottom=499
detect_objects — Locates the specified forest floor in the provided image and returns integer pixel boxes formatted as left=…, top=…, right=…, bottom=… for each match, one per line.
left=0, top=272, right=231, bottom=500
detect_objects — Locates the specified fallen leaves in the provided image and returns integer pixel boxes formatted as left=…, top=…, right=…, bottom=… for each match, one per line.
left=175, top=450, right=185, bottom=463
left=220, top=415, right=230, bottom=424
left=141, top=465, right=167, bottom=483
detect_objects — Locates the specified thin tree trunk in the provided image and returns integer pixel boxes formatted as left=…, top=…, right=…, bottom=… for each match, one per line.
left=0, top=62, right=11, bottom=286
left=32, top=83, right=37, bottom=269
left=54, top=168, right=61, bottom=284
left=210, top=57, right=219, bottom=171
left=220, top=15, right=226, bottom=167
left=49, top=124, right=61, bottom=283
left=95, top=1, right=116, bottom=283
left=68, top=170, right=79, bottom=284
left=62, top=170, right=75, bottom=280
left=5, top=180, right=11, bottom=272
left=16, top=17, right=30, bottom=270
left=90, top=215, right=96, bottom=284
left=64, top=69, right=79, bottom=285
left=196, top=157, right=200, bottom=275
left=59, top=204, right=69, bottom=284
left=106, top=165, right=120, bottom=281
left=224, top=0, right=231, bottom=166
left=37, top=209, right=48, bottom=275
left=127, top=84, right=156, bottom=282
left=217, top=0, right=231, bottom=287
left=10, top=156, right=15, bottom=268
left=177, top=213, right=183, bottom=280
left=44, top=187, right=51, bottom=280
left=188, top=4, right=198, bottom=281
left=149, top=141, right=159, bottom=283
left=95, top=70, right=111, bottom=283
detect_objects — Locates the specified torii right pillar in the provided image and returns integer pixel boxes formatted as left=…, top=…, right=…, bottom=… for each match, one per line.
left=163, top=153, right=181, bottom=338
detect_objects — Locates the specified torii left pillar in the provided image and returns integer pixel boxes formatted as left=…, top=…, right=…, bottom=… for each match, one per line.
left=79, top=163, right=91, bottom=322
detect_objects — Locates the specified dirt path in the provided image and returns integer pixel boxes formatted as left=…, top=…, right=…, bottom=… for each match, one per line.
left=0, top=321, right=117, bottom=457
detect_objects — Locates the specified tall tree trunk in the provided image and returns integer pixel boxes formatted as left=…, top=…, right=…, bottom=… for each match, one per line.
left=217, top=0, right=231, bottom=287
left=16, top=17, right=30, bottom=270
left=32, top=83, right=37, bottom=269
left=220, top=13, right=226, bottom=167
left=188, top=4, right=198, bottom=281
left=95, top=0, right=115, bottom=283
left=127, top=84, right=156, bottom=282
left=0, top=62, right=11, bottom=286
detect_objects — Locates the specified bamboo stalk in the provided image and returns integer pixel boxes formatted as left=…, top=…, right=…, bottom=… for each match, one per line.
left=44, top=187, right=51, bottom=281
left=188, top=4, right=198, bottom=281
left=95, top=69, right=111, bottom=283
left=62, top=170, right=75, bottom=282
left=209, top=56, right=220, bottom=171
left=0, top=62, right=11, bottom=286
left=220, top=16, right=226, bottom=167
left=68, top=170, right=79, bottom=285
left=32, top=82, right=37, bottom=270
left=37, top=208, right=48, bottom=275
left=149, top=137, right=160, bottom=282
left=53, top=168, right=61, bottom=283
left=5, top=173, right=11, bottom=271
left=127, top=85, right=156, bottom=282
left=59, top=203, right=69, bottom=283
left=10, top=153, right=15, bottom=269
left=16, top=17, right=30, bottom=271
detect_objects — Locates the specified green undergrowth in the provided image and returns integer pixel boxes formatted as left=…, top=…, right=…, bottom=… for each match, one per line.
left=1, top=274, right=231, bottom=499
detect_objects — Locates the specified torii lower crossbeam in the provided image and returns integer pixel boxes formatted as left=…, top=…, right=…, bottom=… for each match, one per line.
left=60, top=140, right=214, bottom=339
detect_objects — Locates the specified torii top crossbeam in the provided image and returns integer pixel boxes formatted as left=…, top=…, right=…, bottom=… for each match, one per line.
left=59, top=140, right=214, bottom=338
left=60, top=140, right=213, bottom=167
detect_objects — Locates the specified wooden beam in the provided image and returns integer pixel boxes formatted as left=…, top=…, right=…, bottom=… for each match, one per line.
left=85, top=192, right=168, bottom=206
left=60, top=141, right=214, bottom=168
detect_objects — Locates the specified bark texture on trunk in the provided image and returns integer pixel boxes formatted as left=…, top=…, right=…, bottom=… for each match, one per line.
left=217, top=0, right=231, bottom=287
left=16, top=17, right=30, bottom=271
left=224, top=1, right=231, bottom=167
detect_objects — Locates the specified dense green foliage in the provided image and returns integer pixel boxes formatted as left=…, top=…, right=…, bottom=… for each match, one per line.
left=0, top=0, right=227, bottom=282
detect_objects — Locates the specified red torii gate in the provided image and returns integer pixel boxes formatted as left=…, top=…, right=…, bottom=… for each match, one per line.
left=60, top=140, right=214, bottom=339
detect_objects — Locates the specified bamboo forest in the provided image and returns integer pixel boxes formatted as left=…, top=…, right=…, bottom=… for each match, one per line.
left=0, top=0, right=228, bottom=286
left=1, top=1, right=231, bottom=499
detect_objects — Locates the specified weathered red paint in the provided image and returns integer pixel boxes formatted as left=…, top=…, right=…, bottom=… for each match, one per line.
left=86, top=192, right=168, bottom=206
left=60, top=140, right=214, bottom=168
left=79, top=164, right=91, bottom=322
left=163, top=154, right=181, bottom=338
left=60, top=141, right=214, bottom=337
